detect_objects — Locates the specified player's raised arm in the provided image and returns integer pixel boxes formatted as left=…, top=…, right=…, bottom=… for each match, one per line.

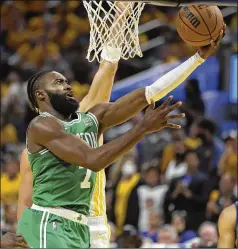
left=87, top=27, right=225, bottom=133
left=145, top=26, right=225, bottom=104
left=79, top=61, right=118, bottom=112
left=28, top=97, right=184, bottom=172
left=217, top=205, right=236, bottom=248
left=80, top=1, right=131, bottom=112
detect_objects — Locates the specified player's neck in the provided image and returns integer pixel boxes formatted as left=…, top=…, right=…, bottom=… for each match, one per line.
left=40, top=107, right=72, bottom=121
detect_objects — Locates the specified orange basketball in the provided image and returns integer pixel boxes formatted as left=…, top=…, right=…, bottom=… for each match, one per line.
left=176, top=5, right=224, bottom=47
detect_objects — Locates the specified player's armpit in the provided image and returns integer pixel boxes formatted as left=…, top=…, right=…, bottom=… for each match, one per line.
left=217, top=205, right=236, bottom=248
left=90, top=88, right=148, bottom=133
left=17, top=149, right=33, bottom=220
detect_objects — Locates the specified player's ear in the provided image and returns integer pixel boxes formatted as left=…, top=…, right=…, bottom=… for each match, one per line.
left=35, top=90, right=46, bottom=101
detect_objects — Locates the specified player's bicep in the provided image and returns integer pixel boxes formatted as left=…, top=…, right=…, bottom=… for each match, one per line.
left=217, top=208, right=235, bottom=248
left=43, top=132, right=92, bottom=166
left=29, top=117, right=94, bottom=168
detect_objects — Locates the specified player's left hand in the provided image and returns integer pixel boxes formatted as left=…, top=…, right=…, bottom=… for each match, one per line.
left=198, top=23, right=226, bottom=60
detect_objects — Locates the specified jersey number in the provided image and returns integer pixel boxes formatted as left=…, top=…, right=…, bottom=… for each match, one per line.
left=79, top=167, right=91, bottom=189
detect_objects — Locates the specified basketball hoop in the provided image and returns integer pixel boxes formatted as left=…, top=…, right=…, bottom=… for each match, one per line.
left=83, top=1, right=145, bottom=63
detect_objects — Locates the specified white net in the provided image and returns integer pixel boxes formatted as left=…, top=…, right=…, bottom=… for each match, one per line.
left=83, top=1, right=145, bottom=63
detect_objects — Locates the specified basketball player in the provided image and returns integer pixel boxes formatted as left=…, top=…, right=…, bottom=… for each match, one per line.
left=16, top=25, right=224, bottom=248
left=17, top=3, right=129, bottom=248
left=17, top=57, right=120, bottom=249
left=217, top=202, right=238, bottom=248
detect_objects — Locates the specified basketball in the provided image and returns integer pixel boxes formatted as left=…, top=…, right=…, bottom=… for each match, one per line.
left=176, top=5, right=224, bottom=47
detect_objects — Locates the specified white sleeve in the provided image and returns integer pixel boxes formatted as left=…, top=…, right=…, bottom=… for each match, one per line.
left=145, top=52, right=205, bottom=104
left=165, top=161, right=173, bottom=183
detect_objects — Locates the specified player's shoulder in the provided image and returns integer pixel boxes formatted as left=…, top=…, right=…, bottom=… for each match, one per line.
left=223, top=203, right=236, bottom=215
left=219, top=204, right=236, bottom=227
left=28, top=115, right=64, bottom=134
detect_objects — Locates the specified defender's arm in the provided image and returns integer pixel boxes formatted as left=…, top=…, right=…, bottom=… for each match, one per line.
left=217, top=205, right=236, bottom=248
left=79, top=61, right=118, bottom=112
left=17, top=149, right=33, bottom=220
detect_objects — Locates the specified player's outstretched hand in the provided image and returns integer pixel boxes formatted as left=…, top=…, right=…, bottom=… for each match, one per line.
left=198, top=23, right=226, bottom=60
left=142, top=96, right=185, bottom=134
left=1, top=233, right=29, bottom=248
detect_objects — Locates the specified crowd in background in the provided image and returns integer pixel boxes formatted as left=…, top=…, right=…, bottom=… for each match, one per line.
left=1, top=1, right=237, bottom=248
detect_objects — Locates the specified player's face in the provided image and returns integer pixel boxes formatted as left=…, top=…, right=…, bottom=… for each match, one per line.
left=44, top=72, right=79, bottom=116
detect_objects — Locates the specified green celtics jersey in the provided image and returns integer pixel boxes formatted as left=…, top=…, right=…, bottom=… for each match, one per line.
left=28, top=112, right=99, bottom=215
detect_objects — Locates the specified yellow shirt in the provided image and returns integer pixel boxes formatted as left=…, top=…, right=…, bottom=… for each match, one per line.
left=223, top=153, right=238, bottom=180
left=17, top=42, right=60, bottom=67
left=114, top=173, right=140, bottom=235
left=1, top=124, right=18, bottom=146
left=160, top=137, right=201, bottom=172
left=1, top=173, right=21, bottom=204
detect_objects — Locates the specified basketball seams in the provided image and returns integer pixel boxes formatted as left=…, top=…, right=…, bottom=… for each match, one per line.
left=211, top=7, right=218, bottom=34
left=177, top=5, right=223, bottom=46
left=193, top=5, right=212, bottom=40
left=182, top=28, right=222, bottom=43
left=178, top=11, right=210, bottom=37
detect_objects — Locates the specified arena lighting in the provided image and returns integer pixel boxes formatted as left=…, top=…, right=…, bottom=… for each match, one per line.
left=147, top=0, right=238, bottom=7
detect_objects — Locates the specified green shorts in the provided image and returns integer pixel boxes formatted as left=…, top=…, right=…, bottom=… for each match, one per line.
left=17, top=208, right=90, bottom=248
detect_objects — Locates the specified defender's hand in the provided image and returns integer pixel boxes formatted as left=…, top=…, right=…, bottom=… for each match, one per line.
left=1, top=233, right=29, bottom=248
left=141, top=96, right=185, bottom=134
left=114, top=1, right=134, bottom=19
left=198, top=23, right=226, bottom=60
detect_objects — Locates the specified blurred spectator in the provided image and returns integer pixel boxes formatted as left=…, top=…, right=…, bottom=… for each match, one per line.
left=164, top=138, right=187, bottom=184
left=112, top=156, right=141, bottom=235
left=1, top=71, right=28, bottom=142
left=1, top=204, right=6, bottom=235
left=164, top=150, right=209, bottom=231
left=218, top=130, right=237, bottom=180
left=2, top=71, right=27, bottom=117
left=1, top=159, right=20, bottom=205
left=179, top=79, right=205, bottom=131
left=157, top=224, right=178, bottom=244
left=109, top=149, right=138, bottom=188
left=4, top=204, right=18, bottom=233
left=117, top=225, right=142, bottom=248
left=140, top=211, right=163, bottom=243
left=198, top=222, right=218, bottom=248
left=160, top=128, right=201, bottom=174
left=206, top=173, right=237, bottom=222
left=194, top=118, right=224, bottom=175
left=1, top=117, right=18, bottom=146
left=138, top=166, right=167, bottom=231
left=171, top=211, right=197, bottom=243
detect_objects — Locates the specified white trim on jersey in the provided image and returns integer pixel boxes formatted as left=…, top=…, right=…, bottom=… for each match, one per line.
left=40, top=211, right=46, bottom=248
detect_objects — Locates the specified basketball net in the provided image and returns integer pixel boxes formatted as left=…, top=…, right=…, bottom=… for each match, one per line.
left=83, top=1, right=145, bottom=63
